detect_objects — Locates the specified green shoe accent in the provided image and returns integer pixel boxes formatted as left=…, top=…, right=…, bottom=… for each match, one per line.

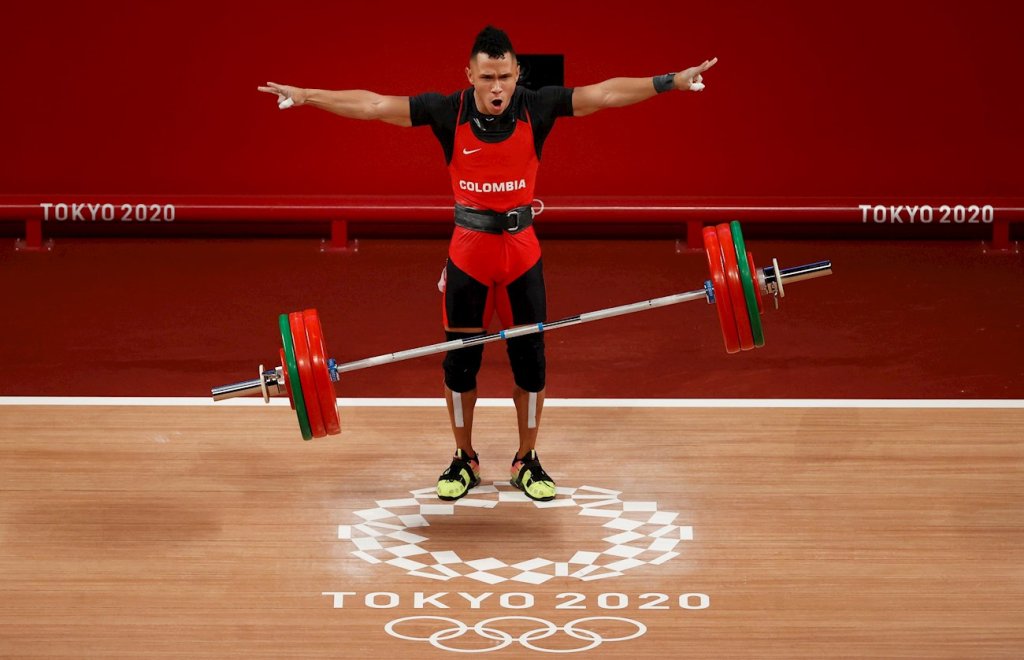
left=510, top=450, right=556, bottom=502
left=437, top=449, right=480, bottom=501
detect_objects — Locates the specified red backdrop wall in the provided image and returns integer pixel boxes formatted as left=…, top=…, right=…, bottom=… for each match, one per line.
left=3, top=0, right=1021, bottom=198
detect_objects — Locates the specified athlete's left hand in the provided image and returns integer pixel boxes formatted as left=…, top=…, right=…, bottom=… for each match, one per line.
left=676, top=57, right=718, bottom=91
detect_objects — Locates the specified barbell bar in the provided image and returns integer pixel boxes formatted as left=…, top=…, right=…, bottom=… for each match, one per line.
left=211, top=221, right=832, bottom=439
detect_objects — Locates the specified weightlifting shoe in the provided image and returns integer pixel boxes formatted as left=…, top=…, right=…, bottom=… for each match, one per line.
left=436, top=449, right=481, bottom=501
left=510, top=450, right=556, bottom=502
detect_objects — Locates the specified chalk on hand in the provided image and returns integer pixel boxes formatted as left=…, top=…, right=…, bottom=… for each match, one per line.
left=278, top=97, right=295, bottom=110
left=690, top=82, right=706, bottom=92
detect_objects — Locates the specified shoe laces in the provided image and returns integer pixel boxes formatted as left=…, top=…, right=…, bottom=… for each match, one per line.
left=517, top=451, right=552, bottom=483
left=442, top=451, right=478, bottom=480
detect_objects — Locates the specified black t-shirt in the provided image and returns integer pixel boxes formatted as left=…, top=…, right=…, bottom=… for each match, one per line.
left=410, top=86, right=574, bottom=164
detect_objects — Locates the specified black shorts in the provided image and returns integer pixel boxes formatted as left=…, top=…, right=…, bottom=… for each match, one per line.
left=444, top=257, right=547, bottom=329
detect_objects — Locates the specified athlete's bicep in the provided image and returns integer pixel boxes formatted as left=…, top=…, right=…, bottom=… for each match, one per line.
left=571, top=84, right=604, bottom=117
left=374, top=95, right=413, bottom=127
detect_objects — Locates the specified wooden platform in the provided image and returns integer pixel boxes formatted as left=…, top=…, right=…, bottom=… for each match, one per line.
left=1, top=404, right=1021, bottom=657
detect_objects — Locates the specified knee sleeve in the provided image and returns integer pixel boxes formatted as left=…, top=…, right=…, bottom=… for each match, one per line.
left=443, top=331, right=485, bottom=393
left=507, top=334, right=546, bottom=392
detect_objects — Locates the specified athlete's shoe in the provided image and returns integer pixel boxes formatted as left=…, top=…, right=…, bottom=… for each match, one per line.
left=436, top=449, right=481, bottom=501
left=510, top=450, right=557, bottom=502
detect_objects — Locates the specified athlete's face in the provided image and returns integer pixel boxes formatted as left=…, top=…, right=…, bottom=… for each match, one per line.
left=466, top=52, right=519, bottom=116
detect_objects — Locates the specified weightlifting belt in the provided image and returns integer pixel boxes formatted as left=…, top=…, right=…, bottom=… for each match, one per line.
left=453, top=204, right=534, bottom=235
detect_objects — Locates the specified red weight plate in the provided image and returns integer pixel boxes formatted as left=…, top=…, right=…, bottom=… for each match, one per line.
left=703, top=227, right=741, bottom=354
left=715, top=224, right=755, bottom=351
left=279, top=348, right=295, bottom=410
left=747, top=251, right=764, bottom=314
left=302, top=309, right=341, bottom=436
left=289, top=312, right=327, bottom=439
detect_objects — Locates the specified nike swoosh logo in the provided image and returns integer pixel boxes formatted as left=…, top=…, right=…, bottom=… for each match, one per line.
left=462, top=148, right=482, bottom=155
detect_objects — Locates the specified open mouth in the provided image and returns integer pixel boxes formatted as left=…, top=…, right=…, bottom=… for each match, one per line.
left=490, top=99, right=503, bottom=109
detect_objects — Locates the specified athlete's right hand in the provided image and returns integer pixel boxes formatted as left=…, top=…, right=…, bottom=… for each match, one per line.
left=257, top=82, right=307, bottom=109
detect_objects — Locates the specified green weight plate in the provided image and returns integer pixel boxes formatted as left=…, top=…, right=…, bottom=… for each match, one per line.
left=729, top=221, right=765, bottom=348
left=279, top=313, right=313, bottom=440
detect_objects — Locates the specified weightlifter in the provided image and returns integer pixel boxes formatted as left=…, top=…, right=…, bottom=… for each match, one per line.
left=259, top=26, right=716, bottom=501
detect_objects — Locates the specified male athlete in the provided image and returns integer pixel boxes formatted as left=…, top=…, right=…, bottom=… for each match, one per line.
left=259, top=26, right=716, bottom=502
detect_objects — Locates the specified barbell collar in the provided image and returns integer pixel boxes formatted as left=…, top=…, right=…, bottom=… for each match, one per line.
left=212, top=367, right=284, bottom=401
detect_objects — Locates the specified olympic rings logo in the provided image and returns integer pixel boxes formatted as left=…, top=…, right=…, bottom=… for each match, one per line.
left=385, top=615, right=646, bottom=653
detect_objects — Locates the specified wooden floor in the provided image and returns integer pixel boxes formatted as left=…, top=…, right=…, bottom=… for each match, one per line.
left=1, top=404, right=1022, bottom=658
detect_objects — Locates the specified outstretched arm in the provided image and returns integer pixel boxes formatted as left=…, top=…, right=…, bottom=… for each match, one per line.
left=571, top=57, right=718, bottom=117
left=257, top=82, right=412, bottom=127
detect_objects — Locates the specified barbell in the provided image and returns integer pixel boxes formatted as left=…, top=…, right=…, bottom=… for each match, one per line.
left=211, top=221, right=832, bottom=439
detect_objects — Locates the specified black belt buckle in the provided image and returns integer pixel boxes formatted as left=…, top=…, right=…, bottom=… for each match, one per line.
left=505, top=209, right=521, bottom=232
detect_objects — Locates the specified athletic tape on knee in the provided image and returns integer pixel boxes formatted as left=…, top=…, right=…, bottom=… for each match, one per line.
left=452, top=391, right=465, bottom=428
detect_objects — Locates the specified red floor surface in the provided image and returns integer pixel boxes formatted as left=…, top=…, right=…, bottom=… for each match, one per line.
left=1, top=238, right=1022, bottom=398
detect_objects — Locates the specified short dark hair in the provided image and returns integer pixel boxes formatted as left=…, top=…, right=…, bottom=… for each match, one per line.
left=470, top=25, right=516, bottom=62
